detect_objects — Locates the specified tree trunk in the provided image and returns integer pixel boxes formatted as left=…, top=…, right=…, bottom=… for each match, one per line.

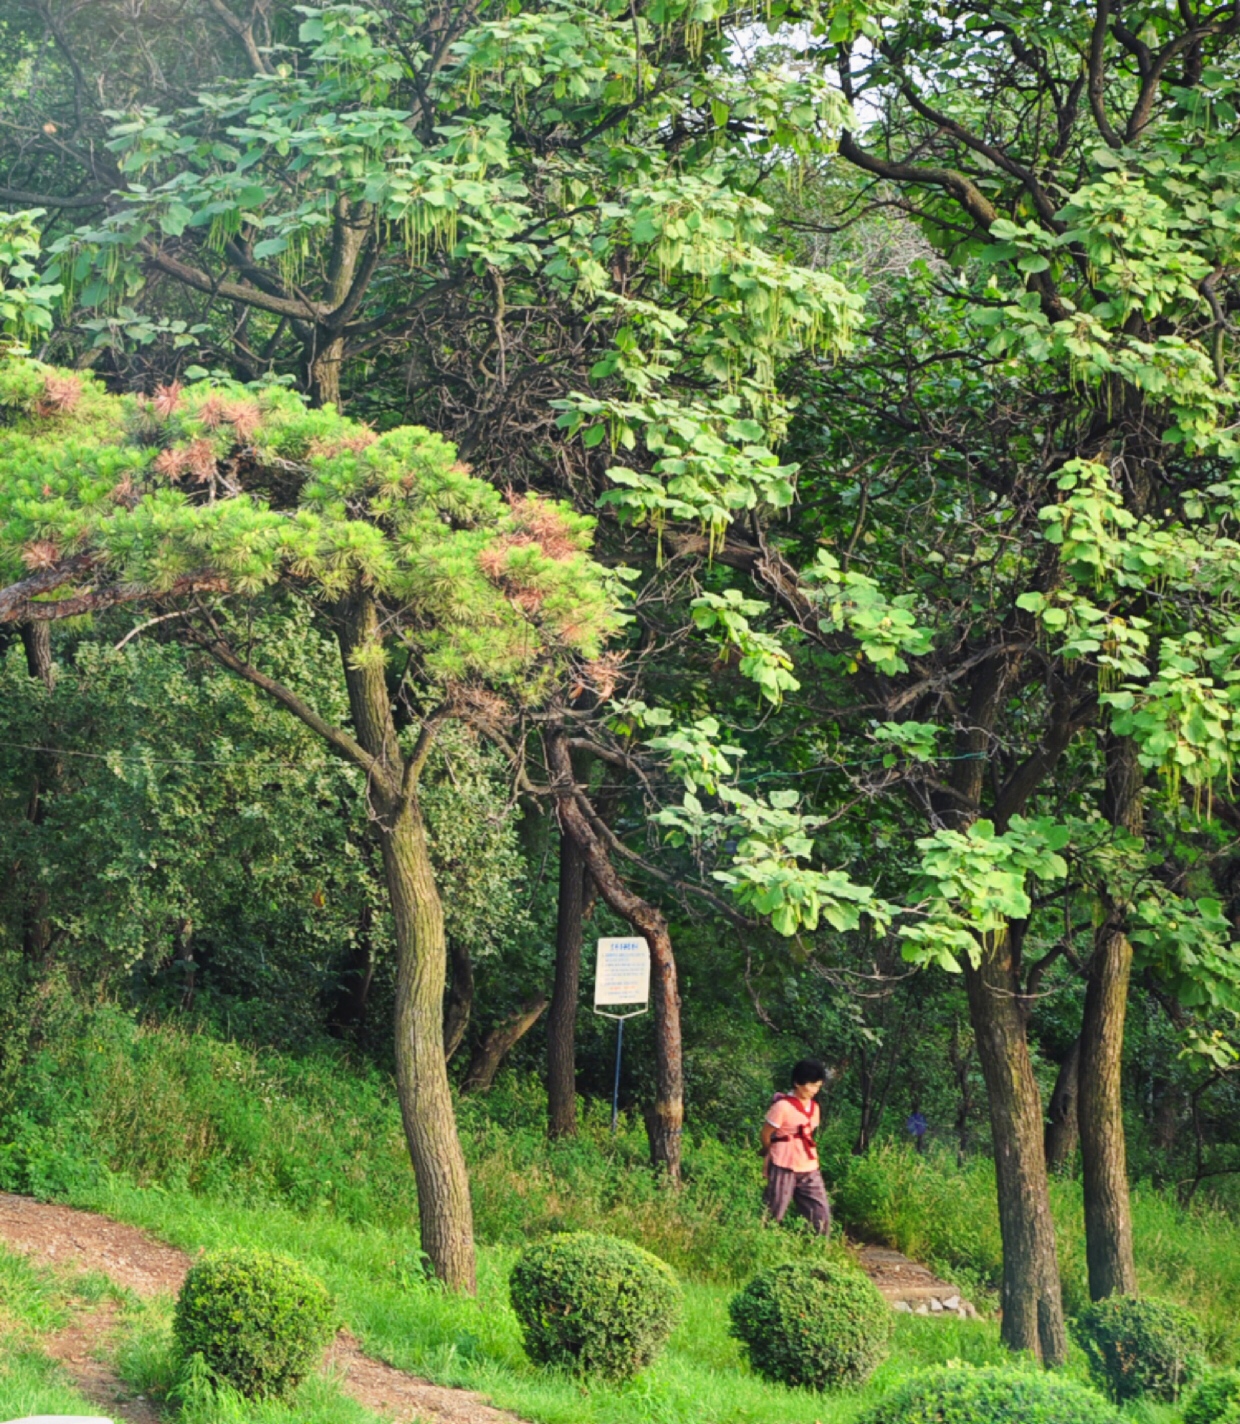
left=336, top=594, right=475, bottom=1293
left=443, top=937, right=473, bottom=1063
left=547, top=825, right=586, bottom=1137
left=174, top=918, right=196, bottom=1011
left=463, top=996, right=549, bottom=1092
left=1078, top=733, right=1140, bottom=1301
left=328, top=903, right=375, bottom=1038
left=1045, top=1036, right=1080, bottom=1172
left=948, top=656, right=1067, bottom=1365
left=19, top=621, right=55, bottom=966
left=548, top=731, right=684, bottom=1180
left=949, top=1017, right=975, bottom=1165
left=965, top=935, right=1068, bottom=1365
left=308, top=334, right=345, bottom=410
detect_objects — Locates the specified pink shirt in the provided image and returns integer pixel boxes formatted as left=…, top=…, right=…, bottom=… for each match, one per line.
left=766, top=1095, right=820, bottom=1173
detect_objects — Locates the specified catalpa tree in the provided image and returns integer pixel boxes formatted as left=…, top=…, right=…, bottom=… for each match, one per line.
left=0, top=357, right=620, bottom=1292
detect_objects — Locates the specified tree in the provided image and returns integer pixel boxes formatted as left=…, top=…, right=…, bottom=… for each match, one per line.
left=561, top=0, right=1240, bottom=1360
left=0, top=357, right=618, bottom=1290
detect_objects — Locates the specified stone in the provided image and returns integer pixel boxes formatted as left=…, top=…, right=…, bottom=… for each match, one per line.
left=893, top=1300, right=912, bottom=1313
left=930, top=1298, right=944, bottom=1312
left=915, top=1303, right=930, bottom=1315
left=943, top=1295, right=960, bottom=1310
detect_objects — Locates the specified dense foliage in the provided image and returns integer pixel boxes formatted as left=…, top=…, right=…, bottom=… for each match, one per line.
left=6, top=0, right=1240, bottom=1402
left=1073, top=1295, right=1206, bottom=1402
left=1186, top=1372, right=1240, bottom=1424
left=728, top=1260, right=891, bottom=1391
left=856, top=1365, right=1122, bottom=1424
left=508, top=1231, right=682, bottom=1379
left=173, top=1248, right=335, bottom=1398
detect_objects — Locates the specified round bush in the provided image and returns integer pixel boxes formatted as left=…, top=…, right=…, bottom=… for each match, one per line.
left=173, top=1248, right=336, bottom=1398
left=856, top=1364, right=1121, bottom=1424
left=508, top=1232, right=682, bottom=1380
left=1072, top=1295, right=1205, bottom=1402
left=728, top=1260, right=892, bottom=1391
left=1186, top=1371, right=1240, bottom=1424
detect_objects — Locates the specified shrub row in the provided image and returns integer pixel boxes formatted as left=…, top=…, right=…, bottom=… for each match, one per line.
left=172, top=1236, right=1219, bottom=1421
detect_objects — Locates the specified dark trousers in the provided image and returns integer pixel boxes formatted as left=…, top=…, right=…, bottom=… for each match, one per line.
left=764, top=1165, right=832, bottom=1236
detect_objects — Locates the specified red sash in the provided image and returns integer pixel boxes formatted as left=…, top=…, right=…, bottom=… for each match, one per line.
left=768, top=1092, right=817, bottom=1162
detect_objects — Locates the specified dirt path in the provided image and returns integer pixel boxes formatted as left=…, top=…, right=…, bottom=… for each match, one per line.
left=0, top=1193, right=524, bottom=1424
left=855, top=1244, right=979, bottom=1318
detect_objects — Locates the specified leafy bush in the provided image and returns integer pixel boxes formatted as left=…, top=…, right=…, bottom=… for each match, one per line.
left=728, top=1259, right=892, bottom=1391
left=1185, top=1370, right=1240, bottom=1424
left=172, top=1248, right=335, bottom=1398
left=508, top=1231, right=682, bottom=1379
left=1072, top=1294, right=1205, bottom=1402
left=857, top=1364, right=1121, bottom=1424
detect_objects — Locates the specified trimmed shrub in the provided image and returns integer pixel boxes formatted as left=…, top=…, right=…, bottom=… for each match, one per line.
left=1186, top=1371, right=1240, bottom=1424
left=857, top=1364, right=1121, bottom=1424
left=728, top=1260, right=891, bottom=1391
left=508, top=1232, right=682, bottom=1379
left=1072, top=1294, right=1205, bottom=1402
left=173, top=1248, right=335, bottom=1398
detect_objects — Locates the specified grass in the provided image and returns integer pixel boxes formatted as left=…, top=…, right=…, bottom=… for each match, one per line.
left=0, top=1243, right=116, bottom=1421
left=0, top=1006, right=1233, bottom=1424
left=28, top=1176, right=1014, bottom=1424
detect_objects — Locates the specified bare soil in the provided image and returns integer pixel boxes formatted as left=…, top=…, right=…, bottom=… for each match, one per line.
left=854, top=1244, right=979, bottom=1317
left=0, top=1193, right=525, bottom=1424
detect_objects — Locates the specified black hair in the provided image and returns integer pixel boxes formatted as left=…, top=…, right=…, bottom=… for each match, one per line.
left=791, top=1057, right=827, bottom=1086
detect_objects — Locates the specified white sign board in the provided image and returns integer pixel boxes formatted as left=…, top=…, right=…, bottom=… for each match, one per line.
left=594, top=936, right=650, bottom=1009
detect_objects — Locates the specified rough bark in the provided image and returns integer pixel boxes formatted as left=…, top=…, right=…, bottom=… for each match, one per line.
left=1078, top=734, right=1141, bottom=1300
left=462, top=996, right=549, bottom=1093
left=965, top=934, right=1068, bottom=1365
left=947, top=656, right=1068, bottom=1364
left=19, top=622, right=55, bottom=966
left=1045, top=1037, right=1081, bottom=1172
left=547, top=825, right=587, bottom=1137
left=443, top=937, right=473, bottom=1063
left=949, top=1017, right=975, bottom=1165
left=19, top=622, right=54, bottom=689
left=548, top=730, right=684, bottom=1180
left=336, top=594, right=475, bottom=1293
left=308, top=334, right=345, bottom=410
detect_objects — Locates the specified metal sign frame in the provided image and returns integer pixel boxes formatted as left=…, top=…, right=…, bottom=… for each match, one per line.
left=591, top=936, right=650, bottom=1130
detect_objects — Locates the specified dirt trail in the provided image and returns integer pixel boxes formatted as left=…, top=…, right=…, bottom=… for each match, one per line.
left=854, top=1244, right=979, bottom=1318
left=0, top=1193, right=524, bottom=1424
left=0, top=1192, right=978, bottom=1424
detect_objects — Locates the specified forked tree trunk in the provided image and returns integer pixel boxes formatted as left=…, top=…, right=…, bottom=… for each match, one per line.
left=965, top=935, right=1068, bottom=1365
left=548, top=731, right=684, bottom=1180
left=463, top=996, right=549, bottom=1092
left=547, top=826, right=586, bottom=1137
left=1045, top=1037, right=1081, bottom=1172
left=337, top=594, right=475, bottom=1293
left=1078, top=734, right=1141, bottom=1300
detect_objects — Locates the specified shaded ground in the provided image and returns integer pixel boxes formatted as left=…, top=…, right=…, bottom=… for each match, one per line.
left=0, top=1193, right=524, bottom=1424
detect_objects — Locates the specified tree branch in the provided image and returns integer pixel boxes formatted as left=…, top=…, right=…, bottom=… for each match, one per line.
left=191, top=627, right=392, bottom=789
